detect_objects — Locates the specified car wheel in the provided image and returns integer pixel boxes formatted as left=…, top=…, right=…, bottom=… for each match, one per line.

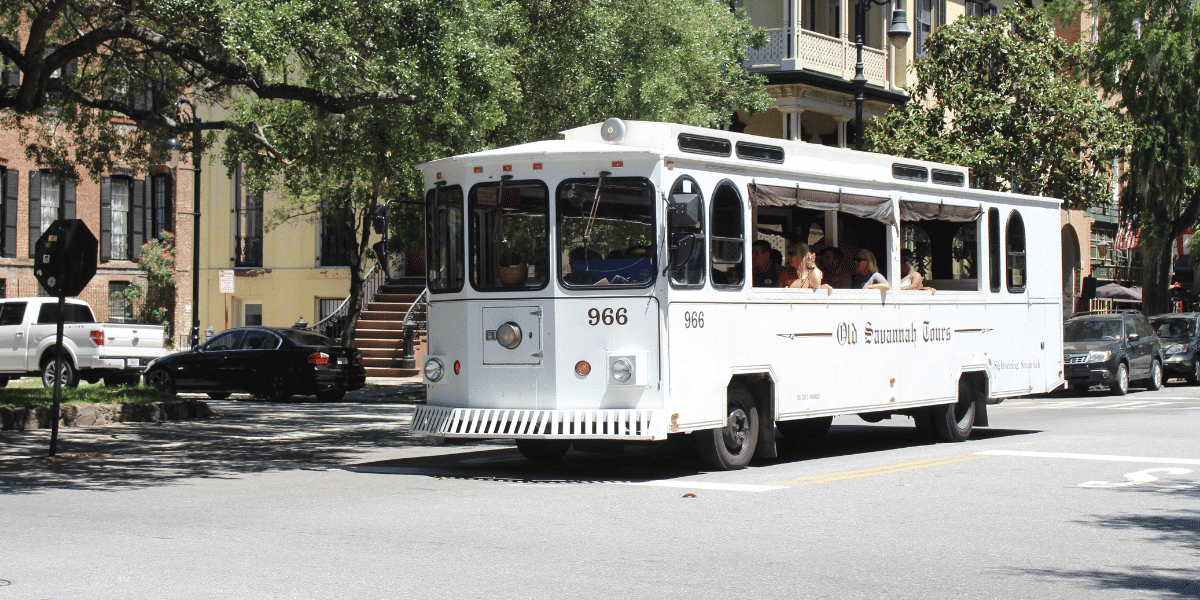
left=515, top=439, right=571, bottom=463
left=1109, top=362, right=1129, bottom=396
left=1146, top=359, right=1163, bottom=391
left=41, top=356, right=79, bottom=388
left=315, top=390, right=346, bottom=402
left=1189, top=360, right=1200, bottom=385
left=254, top=374, right=293, bottom=403
left=697, top=383, right=759, bottom=470
left=776, top=416, right=833, bottom=445
left=206, top=392, right=232, bottom=400
left=144, top=368, right=176, bottom=397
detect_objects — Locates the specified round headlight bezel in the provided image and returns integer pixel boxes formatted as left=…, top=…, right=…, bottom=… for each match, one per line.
left=495, top=322, right=522, bottom=350
left=424, top=358, right=445, bottom=382
left=611, top=357, right=633, bottom=383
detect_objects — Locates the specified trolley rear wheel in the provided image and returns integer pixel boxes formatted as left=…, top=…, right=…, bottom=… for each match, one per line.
left=697, top=383, right=759, bottom=470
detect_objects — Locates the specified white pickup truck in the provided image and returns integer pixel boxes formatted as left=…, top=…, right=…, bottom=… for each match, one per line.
left=0, top=297, right=168, bottom=387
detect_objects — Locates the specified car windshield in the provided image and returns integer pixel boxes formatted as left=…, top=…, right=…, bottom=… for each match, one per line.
left=1064, top=319, right=1122, bottom=342
left=1151, top=317, right=1195, bottom=338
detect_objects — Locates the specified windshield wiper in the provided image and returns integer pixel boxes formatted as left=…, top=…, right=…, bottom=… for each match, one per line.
left=581, top=170, right=611, bottom=272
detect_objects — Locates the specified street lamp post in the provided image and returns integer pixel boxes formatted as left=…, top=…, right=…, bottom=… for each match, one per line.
left=166, top=98, right=202, bottom=349
left=852, top=0, right=911, bottom=151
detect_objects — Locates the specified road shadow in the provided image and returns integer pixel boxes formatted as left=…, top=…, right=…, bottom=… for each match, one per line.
left=1009, top=508, right=1200, bottom=598
left=346, top=421, right=1040, bottom=484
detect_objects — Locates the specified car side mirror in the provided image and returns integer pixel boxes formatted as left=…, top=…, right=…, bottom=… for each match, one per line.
left=1128, top=332, right=1139, bottom=341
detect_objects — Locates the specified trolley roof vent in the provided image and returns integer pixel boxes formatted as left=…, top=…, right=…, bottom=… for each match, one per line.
left=678, top=133, right=732, bottom=157
left=735, top=141, right=785, bottom=163
left=931, top=168, right=966, bottom=187
left=892, top=163, right=929, bottom=182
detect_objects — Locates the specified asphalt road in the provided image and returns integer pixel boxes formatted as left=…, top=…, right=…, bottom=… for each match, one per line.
left=1, top=382, right=1198, bottom=600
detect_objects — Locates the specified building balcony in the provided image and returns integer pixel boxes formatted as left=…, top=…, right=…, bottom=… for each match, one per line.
left=745, top=27, right=890, bottom=88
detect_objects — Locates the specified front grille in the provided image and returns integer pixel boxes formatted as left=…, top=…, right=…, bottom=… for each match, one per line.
left=409, top=406, right=662, bottom=440
left=1065, top=355, right=1087, bottom=364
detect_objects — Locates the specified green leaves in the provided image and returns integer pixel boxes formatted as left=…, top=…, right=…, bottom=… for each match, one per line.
left=867, top=4, right=1129, bottom=208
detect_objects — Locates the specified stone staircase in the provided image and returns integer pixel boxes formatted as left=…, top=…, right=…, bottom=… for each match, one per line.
left=352, top=277, right=426, bottom=378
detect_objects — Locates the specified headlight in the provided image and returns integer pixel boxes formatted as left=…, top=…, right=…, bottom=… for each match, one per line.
left=424, top=358, right=445, bottom=382
left=1087, top=350, right=1112, bottom=363
left=495, top=322, right=522, bottom=349
left=1165, top=343, right=1188, bottom=355
left=611, top=357, right=633, bottom=383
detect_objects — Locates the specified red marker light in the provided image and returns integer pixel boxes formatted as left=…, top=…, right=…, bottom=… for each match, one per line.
left=612, top=161, right=623, bottom=168
left=503, top=165, right=512, bottom=172
left=533, top=163, right=543, bottom=170
left=575, top=361, right=591, bottom=376
left=436, top=172, right=442, bottom=179
left=454, top=360, right=461, bottom=375
left=474, top=166, right=483, bottom=173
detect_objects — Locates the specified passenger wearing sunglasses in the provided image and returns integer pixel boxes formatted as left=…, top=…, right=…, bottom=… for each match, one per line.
left=852, top=249, right=890, bottom=291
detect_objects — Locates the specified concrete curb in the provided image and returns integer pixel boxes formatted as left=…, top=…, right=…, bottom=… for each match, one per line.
left=0, top=400, right=213, bottom=431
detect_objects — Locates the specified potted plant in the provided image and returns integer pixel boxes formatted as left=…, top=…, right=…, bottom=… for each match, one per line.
left=498, top=249, right=528, bottom=287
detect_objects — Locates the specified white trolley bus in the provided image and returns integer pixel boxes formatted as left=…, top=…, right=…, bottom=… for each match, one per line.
left=409, top=119, right=1065, bottom=470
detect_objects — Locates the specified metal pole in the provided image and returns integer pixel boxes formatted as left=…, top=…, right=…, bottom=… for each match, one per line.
left=853, top=0, right=869, bottom=151
left=190, top=116, right=202, bottom=349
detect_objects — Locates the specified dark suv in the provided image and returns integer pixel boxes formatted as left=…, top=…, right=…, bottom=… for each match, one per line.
left=1063, top=310, right=1163, bottom=395
left=1148, top=312, right=1200, bottom=384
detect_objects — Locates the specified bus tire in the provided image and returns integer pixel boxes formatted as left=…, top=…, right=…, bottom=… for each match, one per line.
left=776, top=416, right=832, bottom=444
left=698, top=383, right=759, bottom=471
left=516, top=439, right=571, bottom=463
left=931, top=396, right=975, bottom=443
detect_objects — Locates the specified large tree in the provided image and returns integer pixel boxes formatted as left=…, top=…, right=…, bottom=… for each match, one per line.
left=866, top=4, right=1128, bottom=206
left=1084, top=0, right=1200, bottom=315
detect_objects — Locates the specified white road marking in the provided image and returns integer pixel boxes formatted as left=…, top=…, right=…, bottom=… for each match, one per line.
left=977, top=450, right=1200, bottom=465
left=611, top=480, right=787, bottom=493
left=1099, top=401, right=1173, bottom=410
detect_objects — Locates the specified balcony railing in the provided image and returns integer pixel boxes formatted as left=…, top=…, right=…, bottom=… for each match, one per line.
left=745, top=27, right=889, bottom=87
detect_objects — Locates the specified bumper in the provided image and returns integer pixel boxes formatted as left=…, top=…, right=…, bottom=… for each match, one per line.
left=93, top=357, right=155, bottom=371
left=312, top=368, right=366, bottom=393
left=408, top=406, right=666, bottom=441
left=1163, top=355, right=1196, bottom=376
left=1064, top=363, right=1115, bottom=385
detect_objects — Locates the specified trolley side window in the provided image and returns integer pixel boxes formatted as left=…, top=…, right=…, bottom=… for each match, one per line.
left=668, top=176, right=705, bottom=288
left=710, top=182, right=745, bottom=288
left=1006, top=210, right=1027, bottom=292
left=988, top=207, right=1001, bottom=293
left=469, top=180, right=550, bottom=291
left=427, top=185, right=464, bottom=293
left=557, top=177, right=656, bottom=288
left=899, top=200, right=981, bottom=291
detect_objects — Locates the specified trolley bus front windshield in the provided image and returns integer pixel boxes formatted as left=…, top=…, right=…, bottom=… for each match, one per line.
left=557, top=177, right=655, bottom=287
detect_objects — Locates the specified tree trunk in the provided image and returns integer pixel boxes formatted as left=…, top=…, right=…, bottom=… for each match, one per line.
left=1140, top=236, right=1174, bottom=316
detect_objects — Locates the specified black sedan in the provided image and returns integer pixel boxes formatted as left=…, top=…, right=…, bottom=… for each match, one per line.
left=143, top=327, right=366, bottom=402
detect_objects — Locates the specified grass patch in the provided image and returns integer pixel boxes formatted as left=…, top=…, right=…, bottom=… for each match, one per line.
left=0, top=384, right=170, bottom=409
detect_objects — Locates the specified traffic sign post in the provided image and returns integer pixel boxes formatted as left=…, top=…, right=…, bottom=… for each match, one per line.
left=33, top=219, right=98, bottom=457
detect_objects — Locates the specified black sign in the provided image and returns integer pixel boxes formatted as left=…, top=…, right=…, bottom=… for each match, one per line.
left=34, top=219, right=98, bottom=297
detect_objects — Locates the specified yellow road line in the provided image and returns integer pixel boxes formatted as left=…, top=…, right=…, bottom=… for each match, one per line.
left=771, top=455, right=990, bottom=487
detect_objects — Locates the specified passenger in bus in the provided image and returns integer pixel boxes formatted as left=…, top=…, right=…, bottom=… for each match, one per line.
left=817, top=246, right=854, bottom=289
left=899, top=248, right=934, bottom=292
left=853, top=249, right=890, bottom=290
left=779, top=242, right=801, bottom=287
left=752, top=240, right=784, bottom=287
left=788, top=242, right=833, bottom=292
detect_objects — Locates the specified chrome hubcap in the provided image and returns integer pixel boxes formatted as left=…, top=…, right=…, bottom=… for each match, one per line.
left=722, top=408, right=749, bottom=451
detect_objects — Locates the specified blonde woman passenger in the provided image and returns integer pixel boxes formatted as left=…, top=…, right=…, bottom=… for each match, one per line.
left=788, top=242, right=833, bottom=292
left=853, top=248, right=891, bottom=291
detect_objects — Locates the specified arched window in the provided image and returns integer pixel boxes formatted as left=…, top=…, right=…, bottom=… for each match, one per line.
left=988, top=207, right=1000, bottom=292
left=710, top=182, right=744, bottom=289
left=1006, top=211, right=1026, bottom=292
left=668, top=176, right=705, bottom=288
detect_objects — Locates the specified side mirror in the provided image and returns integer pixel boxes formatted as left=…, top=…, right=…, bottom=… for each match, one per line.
left=671, top=234, right=697, bottom=268
left=669, top=194, right=701, bottom=228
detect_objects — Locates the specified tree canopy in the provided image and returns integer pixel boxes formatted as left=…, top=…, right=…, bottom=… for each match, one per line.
left=866, top=4, right=1129, bottom=208
left=1084, top=0, right=1200, bottom=314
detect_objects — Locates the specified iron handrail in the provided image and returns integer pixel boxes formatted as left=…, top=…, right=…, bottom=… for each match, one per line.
left=310, top=263, right=381, bottom=338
